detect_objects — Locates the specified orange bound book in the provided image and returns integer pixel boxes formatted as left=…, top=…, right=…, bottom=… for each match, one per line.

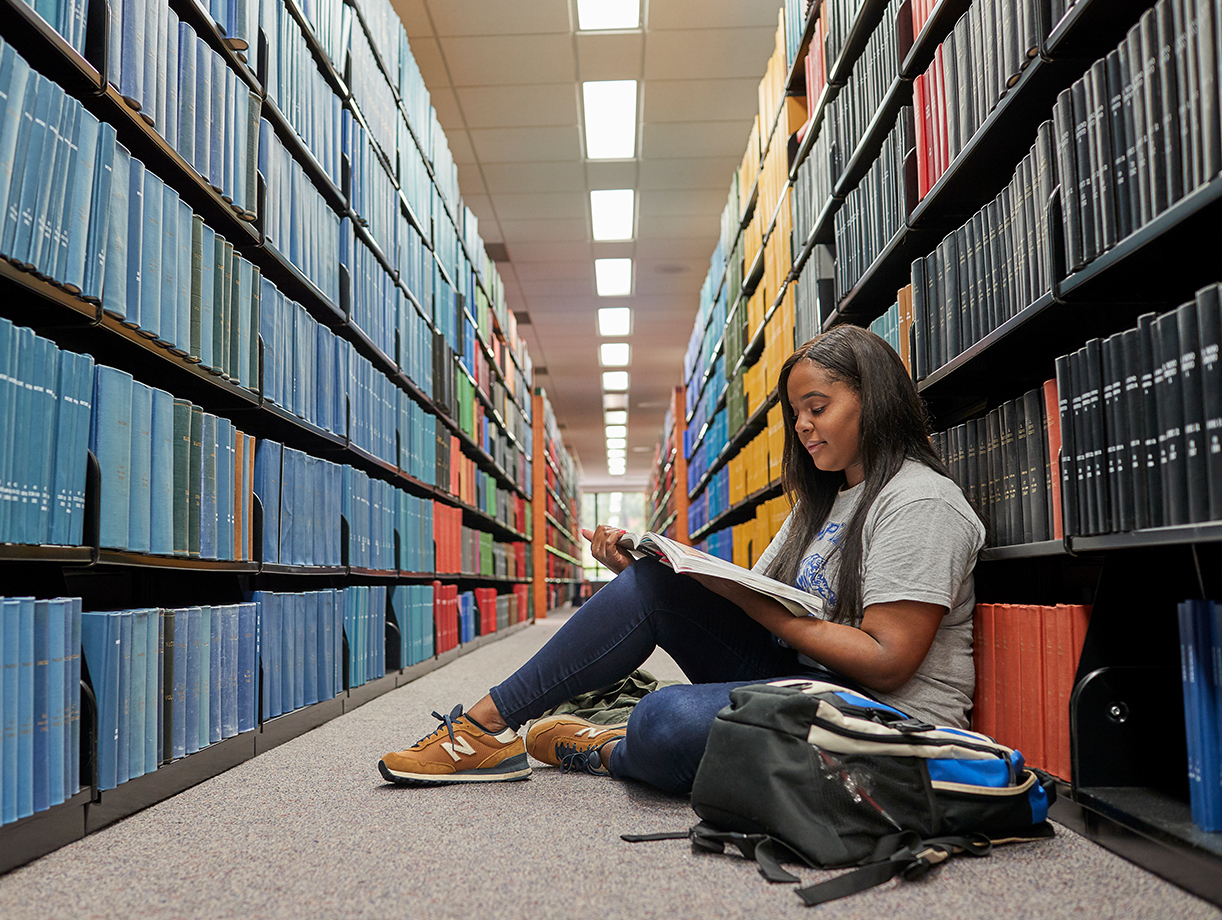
left=1015, top=605, right=1041, bottom=768
left=995, top=604, right=1013, bottom=749
left=974, top=603, right=996, bottom=739
left=234, top=431, right=244, bottom=560
left=933, top=45, right=948, bottom=184
left=1040, top=605, right=1063, bottom=779
left=1043, top=378, right=1064, bottom=540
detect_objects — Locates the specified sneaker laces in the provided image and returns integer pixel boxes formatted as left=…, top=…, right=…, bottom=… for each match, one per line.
left=412, top=704, right=465, bottom=748
left=557, top=739, right=609, bottom=775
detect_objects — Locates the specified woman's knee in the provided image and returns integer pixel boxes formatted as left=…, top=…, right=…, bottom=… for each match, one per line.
left=615, top=685, right=720, bottom=794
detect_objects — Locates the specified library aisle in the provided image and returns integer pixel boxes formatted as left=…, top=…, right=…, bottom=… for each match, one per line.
left=0, top=609, right=1214, bottom=920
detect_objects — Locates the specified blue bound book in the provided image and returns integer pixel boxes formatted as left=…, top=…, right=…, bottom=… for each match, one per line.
left=223, top=605, right=238, bottom=738
left=127, top=607, right=147, bottom=779
left=183, top=606, right=200, bottom=754
left=138, top=169, right=162, bottom=339
left=1, top=72, right=37, bottom=260
left=79, top=609, right=119, bottom=792
left=257, top=592, right=279, bottom=719
left=48, top=348, right=76, bottom=545
left=43, top=101, right=78, bottom=284
left=141, top=0, right=160, bottom=121
left=318, top=590, right=333, bottom=700
left=216, top=604, right=230, bottom=737
left=99, top=142, right=130, bottom=320
left=293, top=593, right=305, bottom=711
left=127, top=382, right=153, bottom=553
left=280, top=447, right=296, bottom=565
left=197, top=605, right=211, bottom=750
left=215, top=417, right=231, bottom=561
left=242, top=433, right=253, bottom=560
left=62, top=106, right=99, bottom=294
left=81, top=123, right=116, bottom=302
left=198, top=222, right=215, bottom=367
left=154, top=610, right=163, bottom=770
left=163, top=7, right=177, bottom=149
left=188, top=406, right=203, bottom=557
left=67, top=351, right=94, bottom=546
left=208, top=52, right=223, bottom=191
left=175, top=197, right=192, bottom=357
left=199, top=413, right=218, bottom=559
left=63, top=597, right=80, bottom=798
left=208, top=604, right=221, bottom=743
left=193, top=39, right=210, bottom=181
left=119, top=155, right=144, bottom=328
left=303, top=592, right=318, bottom=706
left=281, top=593, right=295, bottom=714
left=171, top=607, right=186, bottom=759
left=89, top=365, right=134, bottom=551
left=177, top=23, right=196, bottom=167
left=221, top=66, right=234, bottom=203
left=1, top=599, right=17, bottom=820
left=9, top=76, right=57, bottom=267
left=118, top=0, right=145, bottom=106
left=0, top=46, right=32, bottom=241
left=157, top=186, right=178, bottom=349
left=1190, top=599, right=1222, bottom=831
left=253, top=438, right=280, bottom=564
left=237, top=601, right=256, bottom=732
left=115, top=609, right=131, bottom=786
left=31, top=599, right=49, bottom=814
left=149, top=387, right=174, bottom=554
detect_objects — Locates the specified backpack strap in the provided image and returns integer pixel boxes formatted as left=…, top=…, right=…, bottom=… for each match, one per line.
left=688, top=822, right=803, bottom=884
left=795, top=833, right=993, bottom=907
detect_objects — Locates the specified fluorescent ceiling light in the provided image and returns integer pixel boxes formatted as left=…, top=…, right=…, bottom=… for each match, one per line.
left=603, top=393, right=628, bottom=410
left=606, top=448, right=627, bottom=459
left=577, top=0, right=640, bottom=30
left=595, top=258, right=632, bottom=296
left=606, top=438, right=627, bottom=450
left=608, top=466, right=626, bottom=476
left=602, top=370, right=629, bottom=391
left=591, top=189, right=635, bottom=240
left=604, top=409, right=628, bottom=425
left=583, top=81, right=637, bottom=159
left=598, top=307, right=632, bottom=337
left=600, top=343, right=630, bottom=366
left=605, top=425, right=627, bottom=439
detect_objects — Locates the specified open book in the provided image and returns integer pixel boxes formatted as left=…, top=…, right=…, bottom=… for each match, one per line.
left=617, top=531, right=826, bottom=618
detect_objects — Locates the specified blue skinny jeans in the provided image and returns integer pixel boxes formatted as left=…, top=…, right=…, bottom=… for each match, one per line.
left=488, top=558, right=840, bottom=795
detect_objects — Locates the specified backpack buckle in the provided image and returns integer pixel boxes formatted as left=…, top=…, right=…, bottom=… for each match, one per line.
left=892, top=718, right=936, bottom=732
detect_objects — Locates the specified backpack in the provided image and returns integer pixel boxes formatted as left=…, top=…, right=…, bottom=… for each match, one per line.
left=625, top=679, right=1056, bottom=906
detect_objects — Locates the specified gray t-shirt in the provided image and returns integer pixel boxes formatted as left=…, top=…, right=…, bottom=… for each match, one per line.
left=752, top=459, right=985, bottom=728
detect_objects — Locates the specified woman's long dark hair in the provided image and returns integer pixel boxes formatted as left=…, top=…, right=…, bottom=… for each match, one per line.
left=763, top=325, right=978, bottom=625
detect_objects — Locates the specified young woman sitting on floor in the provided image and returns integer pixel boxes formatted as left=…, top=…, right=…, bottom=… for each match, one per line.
left=378, top=324, right=986, bottom=795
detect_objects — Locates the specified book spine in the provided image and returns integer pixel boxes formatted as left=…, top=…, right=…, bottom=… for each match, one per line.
left=1178, top=298, right=1209, bottom=522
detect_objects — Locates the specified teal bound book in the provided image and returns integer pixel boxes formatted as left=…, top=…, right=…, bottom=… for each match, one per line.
left=115, top=609, right=131, bottom=786
left=81, top=122, right=116, bottom=302
left=174, top=196, right=191, bottom=357
left=138, top=169, right=162, bottom=340
left=171, top=399, right=191, bottom=556
left=199, top=224, right=215, bottom=367
left=100, top=142, right=130, bottom=321
left=127, top=607, right=147, bottom=779
left=208, top=604, right=220, bottom=744
left=47, top=598, right=66, bottom=807
left=62, top=106, right=98, bottom=293
left=188, top=405, right=203, bottom=557
left=30, top=599, right=48, bottom=814
left=144, top=608, right=159, bottom=776
left=120, top=156, right=144, bottom=329
left=237, top=602, right=256, bottom=732
left=79, top=609, right=118, bottom=791
left=183, top=606, right=200, bottom=755
left=0, top=45, right=32, bottom=244
left=127, top=382, right=152, bottom=553
left=149, top=387, right=174, bottom=555
left=196, top=605, right=210, bottom=750
left=157, top=185, right=178, bottom=349
left=199, top=413, right=217, bottom=560
left=89, top=365, right=133, bottom=550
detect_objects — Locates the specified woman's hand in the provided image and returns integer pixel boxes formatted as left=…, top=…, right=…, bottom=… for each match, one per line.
left=581, top=524, right=636, bottom=575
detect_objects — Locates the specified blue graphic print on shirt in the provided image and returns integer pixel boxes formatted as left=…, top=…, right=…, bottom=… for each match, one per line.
left=796, top=519, right=846, bottom=607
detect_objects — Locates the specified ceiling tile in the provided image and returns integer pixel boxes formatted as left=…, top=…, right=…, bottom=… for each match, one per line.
left=642, top=120, right=755, bottom=160
left=638, top=212, right=721, bottom=240
left=488, top=191, right=586, bottom=222
left=518, top=278, right=596, bottom=299
left=480, top=160, right=588, bottom=194
left=644, top=78, right=761, bottom=123
left=583, top=160, right=639, bottom=189
left=647, top=0, right=783, bottom=30
left=453, top=162, right=489, bottom=198
left=643, top=27, right=777, bottom=81
left=438, top=34, right=576, bottom=86
left=498, top=217, right=590, bottom=242
left=575, top=31, right=644, bottom=81
left=467, top=125, right=583, bottom=163
left=420, top=0, right=571, bottom=36
left=640, top=187, right=732, bottom=217
left=406, top=34, right=448, bottom=87
left=503, top=240, right=594, bottom=262
left=456, top=84, right=579, bottom=128
left=513, top=261, right=594, bottom=282
left=391, top=0, right=433, bottom=38
left=638, top=156, right=737, bottom=191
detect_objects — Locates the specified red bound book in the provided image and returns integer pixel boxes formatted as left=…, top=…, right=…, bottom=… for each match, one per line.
left=974, top=603, right=996, bottom=739
left=1055, top=604, right=1074, bottom=781
left=1018, top=604, right=1046, bottom=770
left=1043, top=378, right=1064, bottom=540
left=995, top=604, right=1013, bottom=749
left=432, top=580, right=444, bottom=652
left=914, top=74, right=929, bottom=199
left=933, top=45, right=948, bottom=185
left=1040, top=605, right=1063, bottom=778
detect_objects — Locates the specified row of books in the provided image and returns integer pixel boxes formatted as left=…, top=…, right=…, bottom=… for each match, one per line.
left=0, top=595, right=81, bottom=824
left=821, top=0, right=872, bottom=75
left=933, top=382, right=1061, bottom=548
left=792, top=84, right=840, bottom=248
left=343, top=220, right=400, bottom=362
left=252, top=439, right=342, bottom=568
left=258, top=116, right=341, bottom=305
left=344, top=110, right=398, bottom=263
left=972, top=602, right=1091, bottom=784
left=341, top=584, right=385, bottom=691
left=1056, top=284, right=1222, bottom=537
left=912, top=0, right=1046, bottom=201
left=286, top=0, right=348, bottom=73
left=910, top=123, right=1054, bottom=378
left=252, top=589, right=343, bottom=722
left=389, top=583, right=435, bottom=669
left=1053, top=0, right=1222, bottom=276
left=91, top=364, right=256, bottom=558
left=346, top=14, right=396, bottom=170
left=834, top=106, right=912, bottom=301
left=15, top=0, right=88, bottom=55
left=0, top=322, right=92, bottom=547
left=827, top=0, right=904, bottom=175
left=1177, top=597, right=1222, bottom=831
left=108, top=0, right=260, bottom=217
left=261, top=0, right=344, bottom=191
left=866, top=289, right=915, bottom=375
left=82, top=603, right=260, bottom=792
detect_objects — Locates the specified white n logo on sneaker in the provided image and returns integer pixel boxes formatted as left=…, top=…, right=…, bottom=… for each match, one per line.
left=577, top=726, right=613, bottom=738
left=441, top=737, right=477, bottom=761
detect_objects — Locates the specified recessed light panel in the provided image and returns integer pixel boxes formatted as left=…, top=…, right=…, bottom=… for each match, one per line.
left=595, top=258, right=632, bottom=296
left=598, top=307, right=631, bottom=336
left=602, top=371, right=629, bottom=391
left=583, top=81, right=637, bottom=159
left=577, top=0, right=640, bottom=30
left=600, top=343, right=630, bottom=366
left=591, top=189, right=635, bottom=240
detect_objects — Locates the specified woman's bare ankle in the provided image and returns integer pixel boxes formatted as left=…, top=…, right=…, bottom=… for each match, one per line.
left=467, top=695, right=509, bottom=734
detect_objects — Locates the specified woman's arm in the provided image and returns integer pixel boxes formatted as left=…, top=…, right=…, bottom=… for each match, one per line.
left=689, top=574, right=944, bottom=694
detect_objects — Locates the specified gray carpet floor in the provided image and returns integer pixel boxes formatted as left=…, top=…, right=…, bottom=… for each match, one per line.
left=1, top=608, right=1219, bottom=920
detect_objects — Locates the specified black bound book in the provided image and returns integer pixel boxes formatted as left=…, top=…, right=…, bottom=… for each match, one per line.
left=1071, top=78, right=1098, bottom=265
left=1157, top=0, right=1184, bottom=205
left=957, top=224, right=972, bottom=349
left=911, top=258, right=929, bottom=381
left=1000, top=398, right=1020, bottom=545
left=944, top=235, right=962, bottom=365
left=931, top=249, right=946, bottom=372
left=1127, top=26, right=1153, bottom=227
left=1016, top=396, right=1032, bottom=543
left=1173, top=0, right=1199, bottom=193
left=965, top=418, right=980, bottom=510
left=1054, top=353, right=1080, bottom=537
left=1121, top=328, right=1149, bottom=530
left=1196, top=0, right=1221, bottom=179
left=1117, top=40, right=1141, bottom=238
left=972, top=210, right=988, bottom=337
left=985, top=199, right=1001, bottom=331
left=1137, top=312, right=1165, bottom=526
left=1021, top=152, right=1038, bottom=309
left=1155, top=309, right=1189, bottom=526
left=1105, top=50, right=1133, bottom=242
left=1023, top=386, right=1049, bottom=542
left=1103, top=332, right=1134, bottom=533
left=1083, top=339, right=1109, bottom=534
left=1196, top=284, right=1222, bottom=520
left=1089, top=61, right=1116, bottom=253
left=1141, top=7, right=1168, bottom=217
left=1177, top=299, right=1209, bottom=522
left=1035, top=121, right=1056, bottom=296
left=986, top=408, right=1003, bottom=545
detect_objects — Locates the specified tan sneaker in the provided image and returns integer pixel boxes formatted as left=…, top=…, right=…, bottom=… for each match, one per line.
left=379, top=705, right=531, bottom=785
left=525, top=715, right=628, bottom=775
